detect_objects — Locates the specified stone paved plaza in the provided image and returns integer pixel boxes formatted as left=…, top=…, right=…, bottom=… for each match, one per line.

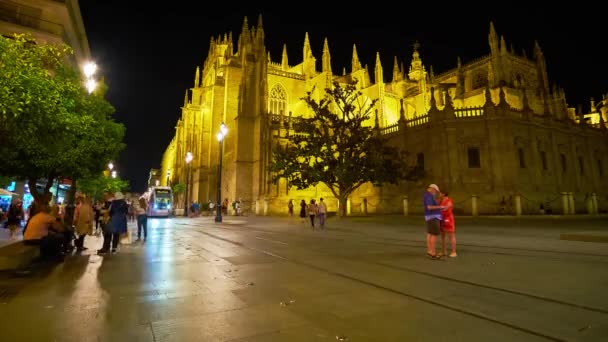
left=1, top=215, right=607, bottom=341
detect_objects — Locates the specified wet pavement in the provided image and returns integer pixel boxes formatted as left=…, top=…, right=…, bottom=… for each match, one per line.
left=1, top=214, right=607, bottom=341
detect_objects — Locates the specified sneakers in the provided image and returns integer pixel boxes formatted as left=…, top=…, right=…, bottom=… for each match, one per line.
left=449, top=252, right=458, bottom=258
left=97, top=249, right=109, bottom=254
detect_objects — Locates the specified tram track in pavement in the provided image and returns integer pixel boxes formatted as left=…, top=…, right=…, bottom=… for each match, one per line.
left=188, top=227, right=607, bottom=342
left=183, top=220, right=608, bottom=260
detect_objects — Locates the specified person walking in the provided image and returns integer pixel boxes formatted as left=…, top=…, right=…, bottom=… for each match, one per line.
left=317, top=198, right=327, bottom=229
left=98, top=192, right=128, bottom=254
left=423, top=184, right=445, bottom=260
left=287, top=199, right=294, bottom=217
left=73, top=196, right=94, bottom=252
left=136, top=197, right=148, bottom=241
left=6, top=199, right=24, bottom=239
left=438, top=191, right=457, bottom=258
left=299, top=199, right=307, bottom=223
left=308, top=199, right=318, bottom=230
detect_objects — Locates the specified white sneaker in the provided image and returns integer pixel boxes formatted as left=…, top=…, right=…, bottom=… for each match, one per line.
left=449, top=252, right=458, bottom=258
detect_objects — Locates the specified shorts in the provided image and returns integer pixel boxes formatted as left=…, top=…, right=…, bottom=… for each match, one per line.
left=426, top=219, right=441, bottom=235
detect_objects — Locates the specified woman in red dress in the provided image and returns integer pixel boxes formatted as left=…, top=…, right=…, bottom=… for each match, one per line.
left=439, top=191, right=457, bottom=258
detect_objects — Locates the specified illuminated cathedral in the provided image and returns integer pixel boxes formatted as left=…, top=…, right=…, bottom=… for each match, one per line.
left=161, top=16, right=608, bottom=215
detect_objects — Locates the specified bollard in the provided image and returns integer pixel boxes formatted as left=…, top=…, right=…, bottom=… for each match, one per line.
left=561, top=192, right=569, bottom=215
left=471, top=195, right=478, bottom=217
left=346, top=198, right=351, bottom=216
left=592, top=193, right=599, bottom=215
left=514, top=194, right=522, bottom=216
left=568, top=192, right=575, bottom=215
left=263, top=198, right=269, bottom=216
left=403, top=196, right=409, bottom=216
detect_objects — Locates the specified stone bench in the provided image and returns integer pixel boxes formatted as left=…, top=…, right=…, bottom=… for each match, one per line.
left=0, top=240, right=40, bottom=271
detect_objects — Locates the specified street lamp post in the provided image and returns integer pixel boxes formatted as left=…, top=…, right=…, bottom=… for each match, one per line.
left=215, top=123, right=228, bottom=223
left=185, top=152, right=193, bottom=217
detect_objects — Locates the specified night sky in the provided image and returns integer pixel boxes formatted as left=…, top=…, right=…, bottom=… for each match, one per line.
left=79, top=3, right=607, bottom=193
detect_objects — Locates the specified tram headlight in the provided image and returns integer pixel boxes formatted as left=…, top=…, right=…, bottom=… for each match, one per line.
left=167, top=204, right=171, bottom=209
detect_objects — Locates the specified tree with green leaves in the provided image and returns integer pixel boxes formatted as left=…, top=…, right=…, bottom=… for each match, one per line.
left=172, top=183, right=186, bottom=209
left=0, top=176, right=10, bottom=189
left=77, top=174, right=129, bottom=202
left=0, top=34, right=125, bottom=205
left=270, top=80, right=421, bottom=216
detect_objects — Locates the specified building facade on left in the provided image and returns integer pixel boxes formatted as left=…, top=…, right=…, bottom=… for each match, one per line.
left=0, top=0, right=90, bottom=211
left=0, top=0, right=90, bottom=66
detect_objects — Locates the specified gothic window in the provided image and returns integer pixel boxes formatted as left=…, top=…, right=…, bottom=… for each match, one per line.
left=560, top=154, right=567, bottom=173
left=578, top=157, right=585, bottom=175
left=518, top=148, right=526, bottom=168
left=472, top=71, right=488, bottom=89
left=467, top=147, right=481, bottom=168
left=269, top=84, right=287, bottom=115
left=540, top=151, right=548, bottom=170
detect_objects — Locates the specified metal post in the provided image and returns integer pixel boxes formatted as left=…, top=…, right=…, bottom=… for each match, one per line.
left=55, top=176, right=61, bottom=205
left=215, top=139, right=223, bottom=223
left=185, top=163, right=190, bottom=217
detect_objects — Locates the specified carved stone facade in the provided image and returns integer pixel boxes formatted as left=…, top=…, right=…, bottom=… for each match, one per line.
left=161, top=17, right=608, bottom=215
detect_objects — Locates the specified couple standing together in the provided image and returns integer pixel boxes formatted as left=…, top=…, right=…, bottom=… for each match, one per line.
left=423, top=184, right=457, bottom=260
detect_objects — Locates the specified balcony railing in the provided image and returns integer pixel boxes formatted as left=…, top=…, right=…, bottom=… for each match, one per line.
left=0, top=1, right=64, bottom=36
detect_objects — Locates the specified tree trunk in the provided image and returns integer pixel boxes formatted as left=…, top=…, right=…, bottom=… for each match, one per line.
left=338, top=195, right=348, bottom=217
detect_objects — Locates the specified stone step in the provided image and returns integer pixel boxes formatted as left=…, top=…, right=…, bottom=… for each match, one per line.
left=0, top=241, right=40, bottom=270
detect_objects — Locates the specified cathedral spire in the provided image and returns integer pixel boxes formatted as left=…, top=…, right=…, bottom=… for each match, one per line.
left=375, top=52, right=383, bottom=84
left=242, top=16, right=249, bottom=34
left=352, top=44, right=362, bottom=72
left=392, top=56, right=402, bottom=82
left=184, top=90, right=189, bottom=106
left=303, top=32, right=312, bottom=60
left=256, top=14, right=264, bottom=41
left=322, top=37, right=332, bottom=74
left=408, top=41, right=425, bottom=82
left=238, top=16, right=250, bottom=49
left=302, top=33, right=316, bottom=78
left=281, top=44, right=288, bottom=70
left=194, top=66, right=200, bottom=88
left=489, top=21, right=499, bottom=55
left=533, top=40, right=543, bottom=58
left=534, top=40, right=550, bottom=98
left=227, top=32, right=233, bottom=57
left=500, top=35, right=507, bottom=54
